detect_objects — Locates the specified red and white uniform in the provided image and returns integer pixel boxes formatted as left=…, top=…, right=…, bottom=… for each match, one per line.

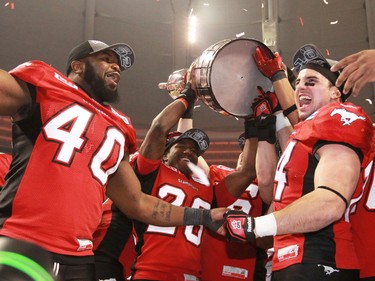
left=0, top=61, right=137, bottom=257
left=272, top=102, right=373, bottom=271
left=349, top=143, right=375, bottom=278
left=201, top=165, right=263, bottom=281
left=0, top=153, right=12, bottom=187
left=132, top=156, right=237, bottom=280
left=93, top=152, right=140, bottom=279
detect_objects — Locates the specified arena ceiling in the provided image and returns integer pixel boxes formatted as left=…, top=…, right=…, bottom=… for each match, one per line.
left=0, top=0, right=374, bottom=142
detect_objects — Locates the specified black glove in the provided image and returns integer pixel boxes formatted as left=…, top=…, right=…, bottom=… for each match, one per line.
left=224, top=210, right=256, bottom=243
left=244, top=118, right=257, bottom=139
left=255, top=114, right=276, bottom=144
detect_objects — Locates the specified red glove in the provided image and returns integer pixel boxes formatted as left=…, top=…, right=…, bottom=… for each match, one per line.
left=253, top=47, right=286, bottom=82
left=251, top=86, right=281, bottom=117
left=224, top=210, right=256, bottom=242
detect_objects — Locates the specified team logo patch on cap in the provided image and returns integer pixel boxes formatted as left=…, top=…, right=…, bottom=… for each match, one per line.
left=293, top=44, right=327, bottom=72
left=165, top=128, right=210, bottom=156
left=112, top=45, right=134, bottom=70
left=182, top=129, right=209, bottom=152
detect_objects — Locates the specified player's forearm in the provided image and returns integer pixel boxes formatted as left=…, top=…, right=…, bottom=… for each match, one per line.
left=225, top=138, right=257, bottom=197
left=272, top=79, right=299, bottom=126
left=271, top=189, right=345, bottom=235
left=177, top=117, right=193, bottom=132
left=136, top=193, right=185, bottom=226
left=151, top=100, right=186, bottom=135
left=256, top=141, right=277, bottom=205
left=140, top=100, right=187, bottom=159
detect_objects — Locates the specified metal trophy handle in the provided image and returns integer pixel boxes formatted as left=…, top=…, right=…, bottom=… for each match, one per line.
left=158, top=68, right=188, bottom=99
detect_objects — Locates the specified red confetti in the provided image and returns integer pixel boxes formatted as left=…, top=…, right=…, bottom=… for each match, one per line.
left=299, top=17, right=304, bottom=26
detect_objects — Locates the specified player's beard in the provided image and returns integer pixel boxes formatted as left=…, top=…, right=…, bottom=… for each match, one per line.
left=84, top=61, right=119, bottom=104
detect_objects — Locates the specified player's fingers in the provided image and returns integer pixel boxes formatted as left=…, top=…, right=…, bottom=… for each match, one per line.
left=215, top=224, right=227, bottom=236
left=331, top=53, right=359, bottom=72
left=335, top=62, right=360, bottom=88
left=340, top=66, right=365, bottom=95
left=350, top=73, right=369, bottom=97
left=254, top=47, right=265, bottom=64
left=256, top=86, right=266, bottom=95
left=261, top=46, right=272, bottom=59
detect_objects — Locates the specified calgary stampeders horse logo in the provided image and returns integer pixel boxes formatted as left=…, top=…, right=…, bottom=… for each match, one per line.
left=330, top=108, right=366, bottom=126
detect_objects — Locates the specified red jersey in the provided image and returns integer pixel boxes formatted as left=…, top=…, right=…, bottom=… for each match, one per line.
left=272, top=102, right=373, bottom=271
left=349, top=152, right=375, bottom=278
left=0, top=153, right=12, bottom=187
left=132, top=156, right=236, bottom=280
left=93, top=151, right=139, bottom=278
left=0, top=61, right=137, bottom=256
left=201, top=165, right=263, bottom=281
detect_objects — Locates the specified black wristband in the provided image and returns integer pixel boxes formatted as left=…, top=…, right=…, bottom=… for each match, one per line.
left=244, top=119, right=258, bottom=139
left=255, top=115, right=276, bottom=144
left=176, top=85, right=196, bottom=105
left=183, top=208, right=208, bottom=225
left=182, top=102, right=194, bottom=118
left=283, top=104, right=297, bottom=117
left=271, top=71, right=287, bottom=82
left=183, top=208, right=222, bottom=232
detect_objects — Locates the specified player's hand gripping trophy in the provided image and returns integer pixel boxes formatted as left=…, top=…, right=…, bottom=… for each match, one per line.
left=158, top=68, right=189, bottom=98
left=158, top=60, right=197, bottom=98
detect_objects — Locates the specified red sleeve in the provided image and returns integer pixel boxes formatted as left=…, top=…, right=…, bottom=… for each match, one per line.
left=209, top=165, right=235, bottom=183
left=213, top=179, right=237, bottom=207
left=9, top=60, right=51, bottom=86
left=135, top=153, right=162, bottom=176
left=293, top=102, right=373, bottom=167
left=209, top=165, right=237, bottom=206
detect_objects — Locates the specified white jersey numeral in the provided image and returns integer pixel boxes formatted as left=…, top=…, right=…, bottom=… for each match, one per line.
left=348, top=159, right=375, bottom=220
left=90, top=127, right=125, bottom=185
left=43, top=104, right=125, bottom=185
left=228, top=183, right=259, bottom=214
left=364, top=160, right=375, bottom=209
left=147, top=184, right=210, bottom=246
left=274, top=140, right=297, bottom=201
left=43, top=104, right=92, bottom=164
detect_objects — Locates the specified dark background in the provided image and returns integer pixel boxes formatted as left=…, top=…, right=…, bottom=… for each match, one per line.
left=0, top=0, right=374, bottom=162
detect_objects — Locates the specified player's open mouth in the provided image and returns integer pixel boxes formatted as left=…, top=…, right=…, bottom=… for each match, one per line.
left=106, top=72, right=120, bottom=86
left=298, top=95, right=312, bottom=109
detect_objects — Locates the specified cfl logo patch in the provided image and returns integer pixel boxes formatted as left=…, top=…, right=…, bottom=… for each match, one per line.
left=230, top=220, right=242, bottom=230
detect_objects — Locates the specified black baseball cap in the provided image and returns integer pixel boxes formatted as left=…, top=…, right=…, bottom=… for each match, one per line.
left=292, top=44, right=350, bottom=101
left=165, top=129, right=210, bottom=156
left=66, top=40, right=135, bottom=74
